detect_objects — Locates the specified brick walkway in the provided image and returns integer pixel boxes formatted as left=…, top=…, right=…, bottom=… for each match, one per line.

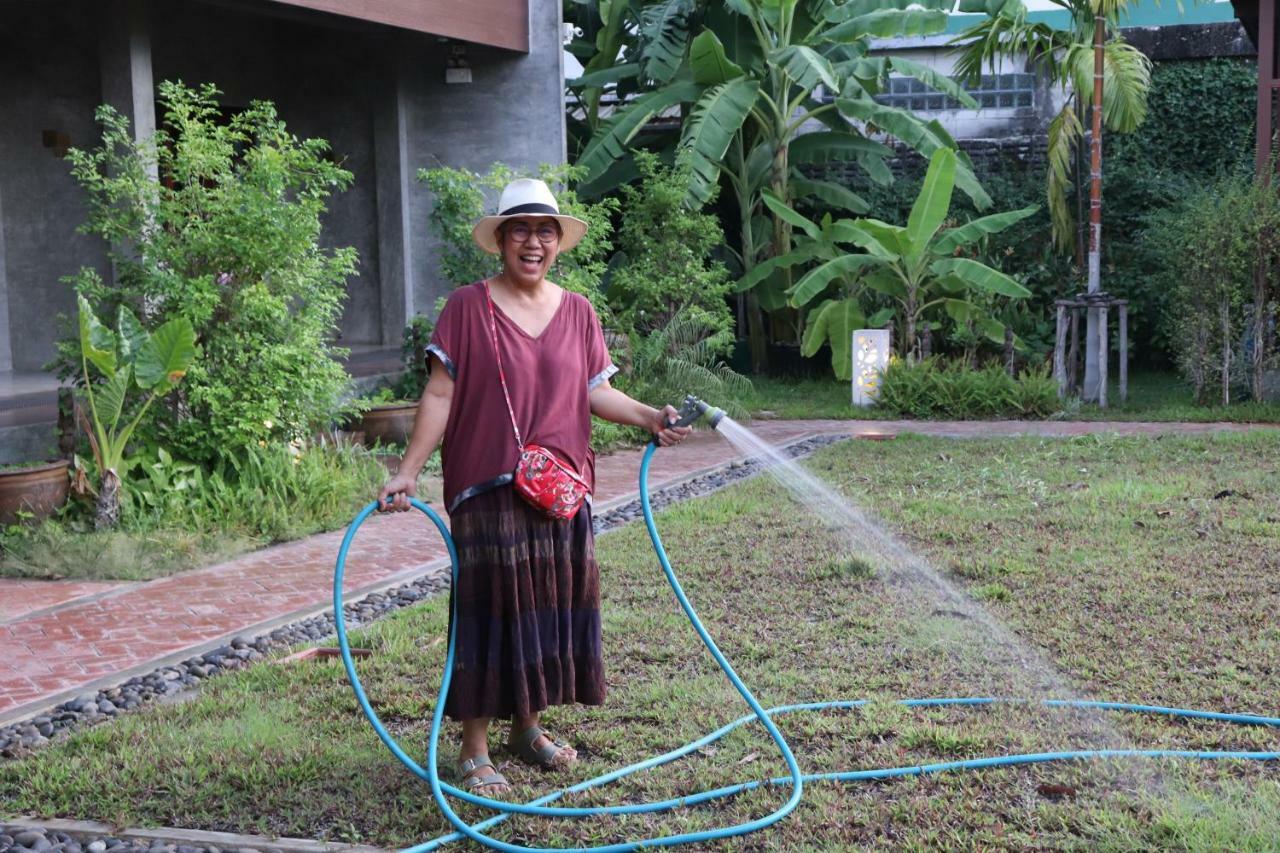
left=1, top=418, right=1274, bottom=724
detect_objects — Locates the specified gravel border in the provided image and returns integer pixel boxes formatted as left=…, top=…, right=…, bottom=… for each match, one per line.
left=0, top=433, right=847, bottom=852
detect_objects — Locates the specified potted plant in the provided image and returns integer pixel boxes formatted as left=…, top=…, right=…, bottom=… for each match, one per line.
left=0, top=457, right=71, bottom=525
left=356, top=315, right=433, bottom=448
left=356, top=388, right=419, bottom=448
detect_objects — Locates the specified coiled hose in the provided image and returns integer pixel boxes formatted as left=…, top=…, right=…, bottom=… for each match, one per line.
left=334, top=442, right=1280, bottom=852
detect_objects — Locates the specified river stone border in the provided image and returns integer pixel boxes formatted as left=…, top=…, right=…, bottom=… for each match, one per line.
left=0, top=434, right=848, bottom=848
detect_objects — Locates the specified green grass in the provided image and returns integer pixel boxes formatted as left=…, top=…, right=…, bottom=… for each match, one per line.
left=742, top=370, right=1280, bottom=423
left=3, top=432, right=1279, bottom=848
left=1063, top=371, right=1280, bottom=423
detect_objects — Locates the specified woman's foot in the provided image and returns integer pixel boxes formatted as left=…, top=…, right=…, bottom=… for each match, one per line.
left=508, top=724, right=578, bottom=769
left=457, top=755, right=511, bottom=796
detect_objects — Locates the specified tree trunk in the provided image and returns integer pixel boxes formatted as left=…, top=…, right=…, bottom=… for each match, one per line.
left=1253, top=254, right=1270, bottom=402
left=736, top=183, right=768, bottom=373
left=1191, top=315, right=1207, bottom=404
left=1074, top=97, right=1088, bottom=270
left=95, top=468, right=121, bottom=530
left=1083, top=16, right=1106, bottom=402
left=1221, top=295, right=1232, bottom=406
left=904, top=298, right=918, bottom=363
left=746, top=292, right=768, bottom=373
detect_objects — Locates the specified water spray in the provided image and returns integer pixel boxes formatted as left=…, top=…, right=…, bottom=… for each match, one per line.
left=332, top=400, right=1280, bottom=852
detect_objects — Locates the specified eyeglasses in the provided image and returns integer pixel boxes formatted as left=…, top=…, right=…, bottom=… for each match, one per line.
left=505, top=222, right=560, bottom=244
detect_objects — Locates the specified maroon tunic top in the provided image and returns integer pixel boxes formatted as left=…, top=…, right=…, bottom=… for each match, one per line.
left=427, top=281, right=617, bottom=512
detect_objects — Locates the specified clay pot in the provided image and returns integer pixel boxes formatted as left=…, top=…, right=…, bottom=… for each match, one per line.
left=359, top=402, right=418, bottom=447
left=0, top=460, right=71, bottom=525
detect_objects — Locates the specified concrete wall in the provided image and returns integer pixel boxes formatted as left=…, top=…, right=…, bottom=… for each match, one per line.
left=0, top=0, right=567, bottom=378
left=403, top=0, right=568, bottom=312
left=0, top=2, right=113, bottom=372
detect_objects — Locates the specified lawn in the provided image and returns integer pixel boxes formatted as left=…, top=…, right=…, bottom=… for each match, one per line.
left=3, top=431, right=1279, bottom=849
left=742, top=370, right=1280, bottom=423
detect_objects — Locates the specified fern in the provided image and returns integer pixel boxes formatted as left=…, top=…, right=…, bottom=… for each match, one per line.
left=622, top=310, right=753, bottom=421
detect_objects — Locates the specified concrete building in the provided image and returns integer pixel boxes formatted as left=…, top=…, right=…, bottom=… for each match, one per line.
left=857, top=0, right=1249, bottom=169
left=0, top=0, right=568, bottom=462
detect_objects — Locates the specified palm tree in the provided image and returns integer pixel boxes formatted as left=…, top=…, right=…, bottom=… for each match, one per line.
left=952, top=0, right=1151, bottom=402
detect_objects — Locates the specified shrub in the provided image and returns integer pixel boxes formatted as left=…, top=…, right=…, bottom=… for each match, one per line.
left=418, top=162, right=619, bottom=321
left=876, top=358, right=1058, bottom=419
left=1146, top=174, right=1280, bottom=405
left=62, top=81, right=358, bottom=464
left=607, top=152, right=735, bottom=355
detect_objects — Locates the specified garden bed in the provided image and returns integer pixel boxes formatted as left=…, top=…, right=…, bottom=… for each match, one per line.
left=2, top=432, right=1278, bottom=848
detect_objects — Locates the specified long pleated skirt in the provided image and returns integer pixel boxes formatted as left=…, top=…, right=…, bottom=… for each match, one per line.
left=443, top=486, right=606, bottom=721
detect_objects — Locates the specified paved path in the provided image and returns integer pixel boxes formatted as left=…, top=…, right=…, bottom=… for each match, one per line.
left=1, top=418, right=1274, bottom=723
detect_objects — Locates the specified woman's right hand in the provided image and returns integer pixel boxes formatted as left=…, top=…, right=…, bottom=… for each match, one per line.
left=377, top=471, right=418, bottom=512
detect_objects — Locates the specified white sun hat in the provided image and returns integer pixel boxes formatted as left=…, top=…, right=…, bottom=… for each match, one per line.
left=471, top=178, right=589, bottom=254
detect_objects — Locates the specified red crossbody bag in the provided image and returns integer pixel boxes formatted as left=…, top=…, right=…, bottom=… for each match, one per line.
left=484, top=281, right=591, bottom=521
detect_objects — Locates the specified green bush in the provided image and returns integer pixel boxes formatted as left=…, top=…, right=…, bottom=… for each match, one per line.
left=1105, top=58, right=1256, bottom=361
left=876, top=359, right=1058, bottom=420
left=418, top=162, right=619, bottom=321
left=1145, top=174, right=1280, bottom=405
left=62, top=81, right=358, bottom=464
left=607, top=152, right=735, bottom=354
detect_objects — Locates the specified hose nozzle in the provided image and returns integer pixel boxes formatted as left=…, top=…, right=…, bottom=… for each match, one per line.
left=671, top=394, right=726, bottom=431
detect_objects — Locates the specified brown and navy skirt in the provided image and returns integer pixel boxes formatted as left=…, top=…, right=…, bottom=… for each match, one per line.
left=444, top=485, right=606, bottom=721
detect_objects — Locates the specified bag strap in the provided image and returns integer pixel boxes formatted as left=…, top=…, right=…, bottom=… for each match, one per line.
left=483, top=280, right=524, bottom=450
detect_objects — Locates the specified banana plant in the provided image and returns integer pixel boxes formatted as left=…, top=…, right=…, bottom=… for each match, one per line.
left=77, top=294, right=197, bottom=529
left=772, top=148, right=1036, bottom=373
left=570, top=0, right=992, bottom=371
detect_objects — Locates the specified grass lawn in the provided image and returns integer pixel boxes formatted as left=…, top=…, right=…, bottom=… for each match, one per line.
left=742, top=371, right=1280, bottom=423
left=3, top=431, right=1279, bottom=849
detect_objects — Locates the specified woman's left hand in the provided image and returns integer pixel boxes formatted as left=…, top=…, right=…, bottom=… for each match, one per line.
left=653, top=404, right=693, bottom=447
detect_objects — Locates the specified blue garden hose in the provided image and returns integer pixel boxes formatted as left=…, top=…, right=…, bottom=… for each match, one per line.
left=334, top=441, right=1280, bottom=852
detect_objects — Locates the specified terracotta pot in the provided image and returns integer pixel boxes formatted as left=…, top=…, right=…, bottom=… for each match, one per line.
left=0, top=460, right=71, bottom=525
left=359, top=402, right=418, bottom=447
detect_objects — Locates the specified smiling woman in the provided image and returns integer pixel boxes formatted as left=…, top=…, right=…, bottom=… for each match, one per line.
left=374, top=178, right=693, bottom=796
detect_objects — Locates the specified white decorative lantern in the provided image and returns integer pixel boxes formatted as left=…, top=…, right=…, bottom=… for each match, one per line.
left=851, top=329, right=890, bottom=407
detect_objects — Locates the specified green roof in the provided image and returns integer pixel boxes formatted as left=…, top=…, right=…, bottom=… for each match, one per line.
left=944, top=0, right=1238, bottom=34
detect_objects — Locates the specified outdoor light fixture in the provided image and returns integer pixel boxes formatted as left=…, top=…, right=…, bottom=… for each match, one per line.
left=851, top=329, right=889, bottom=407
left=445, top=44, right=471, bottom=85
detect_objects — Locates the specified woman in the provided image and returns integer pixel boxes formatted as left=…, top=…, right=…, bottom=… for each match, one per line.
left=378, top=178, right=691, bottom=796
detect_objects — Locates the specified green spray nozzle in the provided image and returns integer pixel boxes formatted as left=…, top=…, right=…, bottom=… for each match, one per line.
left=670, top=395, right=726, bottom=431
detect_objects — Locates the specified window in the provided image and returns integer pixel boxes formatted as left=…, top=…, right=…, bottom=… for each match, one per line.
left=870, top=72, right=1036, bottom=112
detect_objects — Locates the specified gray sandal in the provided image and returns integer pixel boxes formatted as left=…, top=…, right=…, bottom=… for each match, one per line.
left=508, top=725, right=576, bottom=769
left=457, top=756, right=510, bottom=794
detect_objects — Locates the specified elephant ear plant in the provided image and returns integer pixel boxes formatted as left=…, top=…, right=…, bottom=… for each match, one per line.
left=77, top=294, right=198, bottom=529
left=752, top=148, right=1037, bottom=377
